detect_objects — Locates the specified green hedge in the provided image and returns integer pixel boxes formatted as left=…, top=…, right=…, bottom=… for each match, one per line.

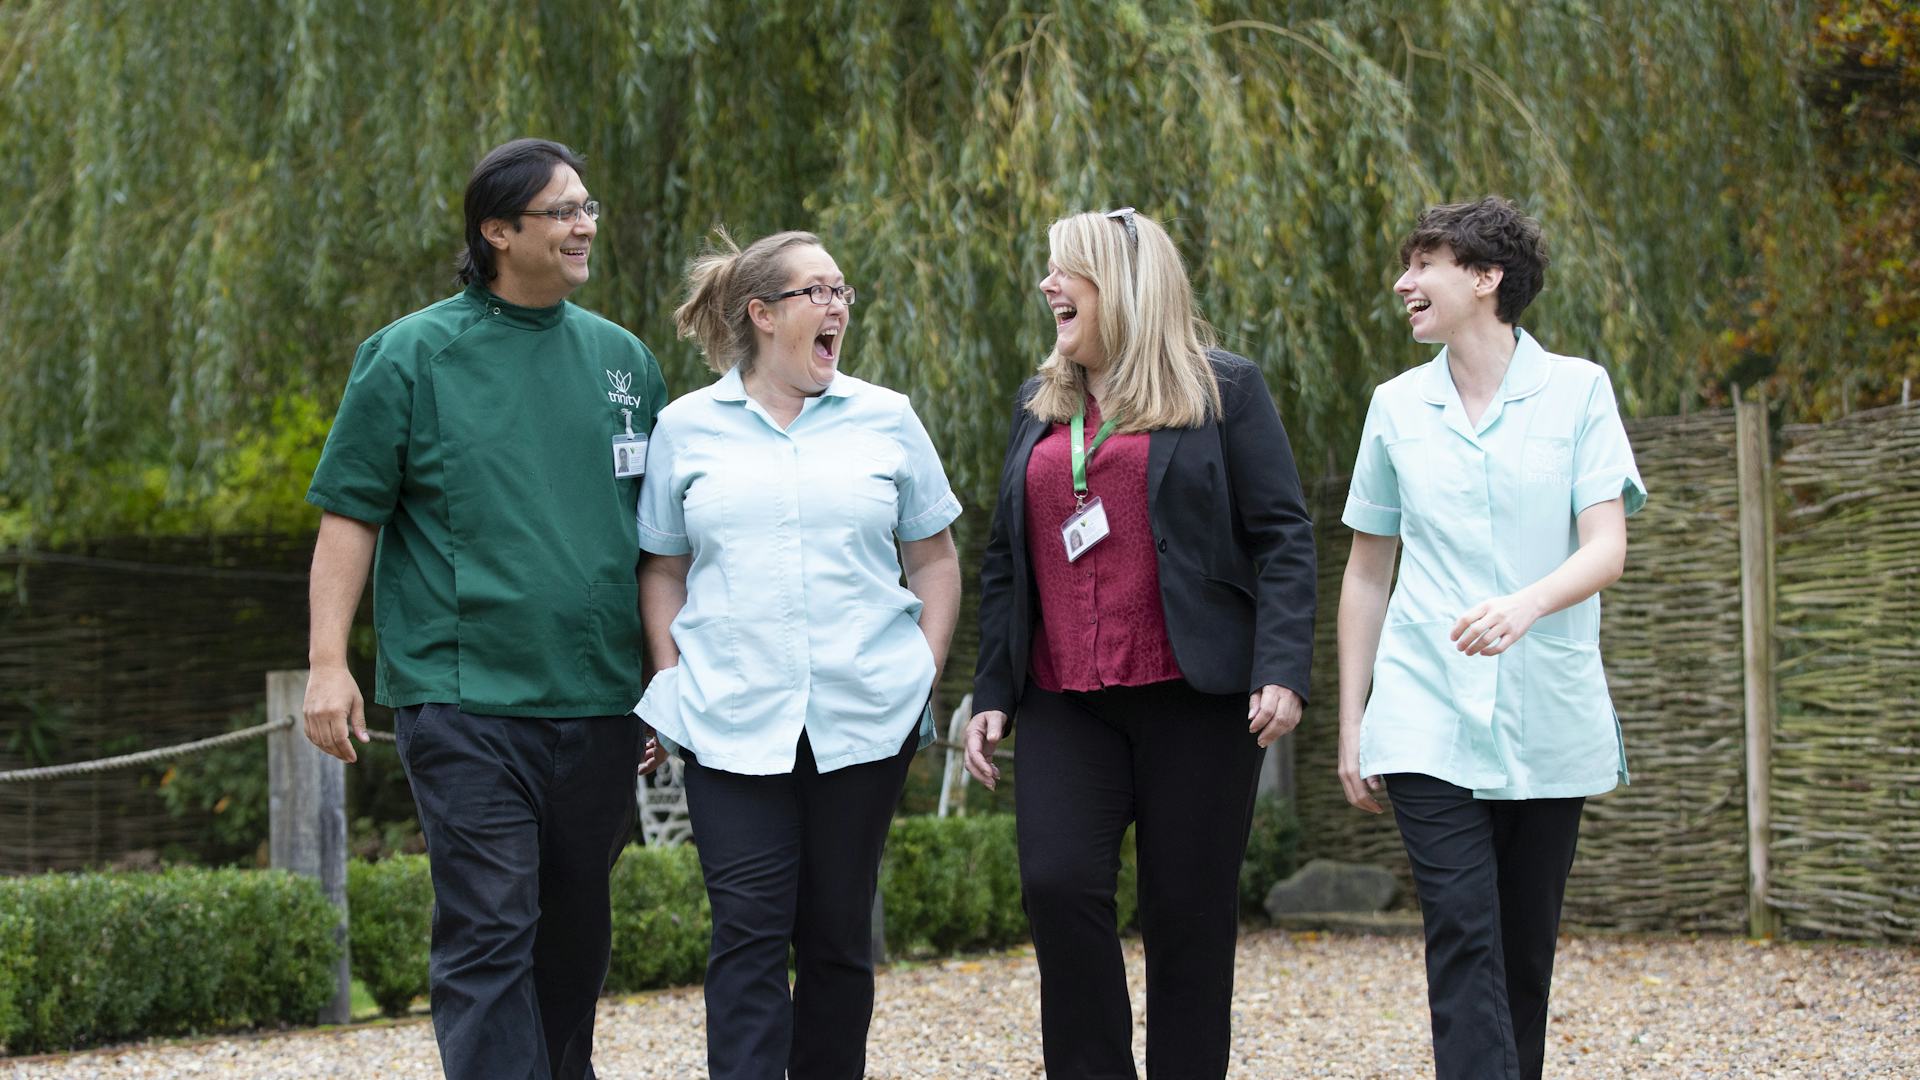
left=1239, top=794, right=1303, bottom=917
left=606, top=844, right=711, bottom=993
left=0, top=868, right=340, bottom=1055
left=1, top=809, right=1295, bottom=1050
left=346, top=855, right=433, bottom=1017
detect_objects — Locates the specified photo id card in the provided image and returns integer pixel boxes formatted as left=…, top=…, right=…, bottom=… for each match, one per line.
left=612, top=433, right=647, bottom=479
left=1061, top=497, right=1111, bottom=562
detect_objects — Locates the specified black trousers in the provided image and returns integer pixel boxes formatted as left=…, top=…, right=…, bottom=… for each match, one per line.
left=683, top=730, right=916, bottom=1080
left=1385, top=773, right=1586, bottom=1080
left=394, top=703, right=642, bottom=1080
left=1014, top=681, right=1265, bottom=1080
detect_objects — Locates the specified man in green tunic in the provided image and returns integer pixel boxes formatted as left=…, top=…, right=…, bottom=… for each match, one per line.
left=302, top=138, right=667, bottom=1080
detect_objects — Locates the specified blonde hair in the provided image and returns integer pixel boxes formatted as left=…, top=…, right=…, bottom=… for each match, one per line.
left=1025, top=210, right=1221, bottom=431
left=673, top=227, right=822, bottom=374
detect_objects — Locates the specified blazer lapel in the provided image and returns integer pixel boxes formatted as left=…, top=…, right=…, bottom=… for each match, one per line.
left=1147, top=426, right=1183, bottom=510
left=1008, top=413, right=1049, bottom=545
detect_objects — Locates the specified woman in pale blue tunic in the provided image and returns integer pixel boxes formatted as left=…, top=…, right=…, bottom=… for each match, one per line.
left=1336, top=197, right=1645, bottom=1080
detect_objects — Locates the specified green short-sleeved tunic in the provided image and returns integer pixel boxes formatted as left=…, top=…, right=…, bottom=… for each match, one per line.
left=307, top=285, right=668, bottom=717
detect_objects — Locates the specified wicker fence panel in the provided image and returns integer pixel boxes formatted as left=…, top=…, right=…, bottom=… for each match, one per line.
left=0, top=537, right=316, bottom=874
left=1572, top=411, right=1748, bottom=932
left=1771, top=404, right=1920, bottom=942
left=1290, top=411, right=1750, bottom=932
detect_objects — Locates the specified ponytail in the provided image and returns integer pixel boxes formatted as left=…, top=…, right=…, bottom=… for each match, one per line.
left=673, top=227, right=823, bottom=374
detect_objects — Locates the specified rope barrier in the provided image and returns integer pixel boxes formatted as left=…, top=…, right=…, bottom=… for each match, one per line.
left=0, top=716, right=303, bottom=782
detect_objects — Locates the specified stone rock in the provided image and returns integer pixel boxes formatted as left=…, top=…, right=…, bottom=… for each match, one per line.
left=1263, top=858, right=1399, bottom=919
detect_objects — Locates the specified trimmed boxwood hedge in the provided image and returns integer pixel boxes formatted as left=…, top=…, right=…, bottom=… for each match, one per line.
left=0, top=868, right=340, bottom=1054
left=4, top=809, right=1291, bottom=1049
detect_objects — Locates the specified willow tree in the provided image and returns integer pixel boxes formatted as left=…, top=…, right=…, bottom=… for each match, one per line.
left=0, top=0, right=1820, bottom=543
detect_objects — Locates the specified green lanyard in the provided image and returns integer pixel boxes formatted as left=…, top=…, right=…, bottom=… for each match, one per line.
left=1070, top=399, right=1120, bottom=506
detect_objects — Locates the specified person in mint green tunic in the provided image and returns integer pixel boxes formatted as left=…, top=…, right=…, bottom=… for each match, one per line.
left=1337, top=197, right=1645, bottom=1080
left=302, top=138, right=666, bottom=1080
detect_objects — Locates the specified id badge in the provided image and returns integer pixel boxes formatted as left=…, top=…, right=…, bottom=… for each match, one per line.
left=1061, top=497, right=1111, bottom=562
left=612, top=433, right=647, bottom=479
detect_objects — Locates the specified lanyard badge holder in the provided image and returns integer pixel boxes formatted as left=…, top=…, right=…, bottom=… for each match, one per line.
left=1061, top=403, right=1117, bottom=562
left=612, top=408, right=647, bottom=479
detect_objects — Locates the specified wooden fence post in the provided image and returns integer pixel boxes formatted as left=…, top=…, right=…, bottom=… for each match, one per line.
left=1734, top=395, right=1779, bottom=939
left=267, top=669, right=352, bottom=1024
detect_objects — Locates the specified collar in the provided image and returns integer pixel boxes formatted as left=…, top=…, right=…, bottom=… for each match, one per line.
left=463, top=284, right=566, bottom=331
left=1417, top=327, right=1551, bottom=406
left=712, top=364, right=857, bottom=402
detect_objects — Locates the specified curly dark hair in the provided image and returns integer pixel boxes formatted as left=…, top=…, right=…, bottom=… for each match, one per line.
left=1398, top=196, right=1549, bottom=324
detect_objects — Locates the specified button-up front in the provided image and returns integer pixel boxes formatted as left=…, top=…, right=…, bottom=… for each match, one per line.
left=1343, top=329, right=1647, bottom=799
left=634, top=367, right=962, bottom=775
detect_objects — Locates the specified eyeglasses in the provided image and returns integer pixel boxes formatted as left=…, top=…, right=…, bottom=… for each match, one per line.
left=519, top=199, right=601, bottom=225
left=1105, top=206, right=1138, bottom=252
left=768, top=283, right=858, bottom=307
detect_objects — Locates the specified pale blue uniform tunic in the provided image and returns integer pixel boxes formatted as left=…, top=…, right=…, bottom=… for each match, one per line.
left=1343, top=329, right=1647, bottom=799
left=634, top=367, right=962, bottom=775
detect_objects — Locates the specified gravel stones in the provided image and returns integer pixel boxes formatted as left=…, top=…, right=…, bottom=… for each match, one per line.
left=10, top=932, right=1915, bottom=1077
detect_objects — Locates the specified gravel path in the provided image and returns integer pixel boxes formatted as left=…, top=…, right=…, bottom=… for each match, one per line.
left=10, top=931, right=1916, bottom=1077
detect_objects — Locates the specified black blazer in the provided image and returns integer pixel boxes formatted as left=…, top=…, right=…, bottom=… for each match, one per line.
left=971, top=350, right=1316, bottom=723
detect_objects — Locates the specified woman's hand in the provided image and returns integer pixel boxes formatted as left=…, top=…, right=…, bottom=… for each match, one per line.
left=1337, top=720, right=1384, bottom=814
left=1246, top=684, right=1302, bottom=748
left=1450, top=590, right=1544, bottom=656
left=637, top=726, right=665, bottom=776
left=964, top=710, right=1008, bottom=789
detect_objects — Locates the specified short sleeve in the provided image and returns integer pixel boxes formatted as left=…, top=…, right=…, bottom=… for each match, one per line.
left=1341, top=388, right=1402, bottom=536
left=636, top=413, right=691, bottom=555
left=306, top=335, right=412, bottom=526
left=891, top=398, right=963, bottom=541
left=1572, top=372, right=1647, bottom=517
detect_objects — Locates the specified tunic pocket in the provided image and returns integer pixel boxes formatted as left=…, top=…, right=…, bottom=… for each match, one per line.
left=1518, top=631, right=1617, bottom=781
left=580, top=582, right=643, bottom=689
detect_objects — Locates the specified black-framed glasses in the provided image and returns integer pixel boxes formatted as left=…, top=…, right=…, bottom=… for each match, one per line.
left=1105, top=206, right=1138, bottom=252
left=768, top=283, right=858, bottom=307
left=519, top=199, right=601, bottom=225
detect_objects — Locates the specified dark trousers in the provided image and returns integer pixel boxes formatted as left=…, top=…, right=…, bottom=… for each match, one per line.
left=1385, top=773, right=1586, bottom=1080
left=1014, top=681, right=1265, bottom=1080
left=394, top=703, right=641, bottom=1080
left=683, top=730, right=916, bottom=1080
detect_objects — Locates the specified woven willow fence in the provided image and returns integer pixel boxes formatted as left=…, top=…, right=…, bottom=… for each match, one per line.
left=1770, top=405, right=1920, bottom=941
left=0, top=538, right=317, bottom=872
left=1294, top=403, right=1920, bottom=943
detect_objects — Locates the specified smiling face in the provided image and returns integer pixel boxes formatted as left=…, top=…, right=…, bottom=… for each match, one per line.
left=1039, top=256, right=1106, bottom=371
left=1393, top=243, right=1503, bottom=344
left=747, top=244, right=849, bottom=394
left=486, top=163, right=596, bottom=307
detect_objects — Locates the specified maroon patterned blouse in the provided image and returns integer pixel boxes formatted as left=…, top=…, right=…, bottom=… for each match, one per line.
left=1023, top=395, right=1184, bottom=692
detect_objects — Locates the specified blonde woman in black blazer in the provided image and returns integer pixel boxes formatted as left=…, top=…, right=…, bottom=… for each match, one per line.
left=966, top=207, right=1316, bottom=1078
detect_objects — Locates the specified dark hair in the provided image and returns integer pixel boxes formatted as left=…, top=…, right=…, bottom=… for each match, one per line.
left=456, top=138, right=587, bottom=286
left=1398, top=196, right=1549, bottom=324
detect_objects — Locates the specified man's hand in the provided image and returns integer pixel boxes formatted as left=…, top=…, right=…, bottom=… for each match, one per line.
left=1247, top=684, right=1303, bottom=748
left=964, top=710, right=1008, bottom=789
left=303, top=664, right=369, bottom=763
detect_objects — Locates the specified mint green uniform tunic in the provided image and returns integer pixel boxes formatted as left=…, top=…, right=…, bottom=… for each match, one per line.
left=1343, top=329, right=1647, bottom=799
left=307, top=285, right=667, bottom=717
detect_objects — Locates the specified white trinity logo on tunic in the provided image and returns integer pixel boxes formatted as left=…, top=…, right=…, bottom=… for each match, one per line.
left=606, top=369, right=643, bottom=407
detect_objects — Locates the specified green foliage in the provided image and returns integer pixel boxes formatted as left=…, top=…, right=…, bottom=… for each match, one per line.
left=345, top=855, right=433, bottom=1016
left=1237, top=794, right=1302, bottom=916
left=606, top=844, right=713, bottom=993
left=0, top=902, right=32, bottom=1053
left=0, top=868, right=340, bottom=1054
left=0, top=1, right=1827, bottom=541
left=880, top=814, right=1029, bottom=957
